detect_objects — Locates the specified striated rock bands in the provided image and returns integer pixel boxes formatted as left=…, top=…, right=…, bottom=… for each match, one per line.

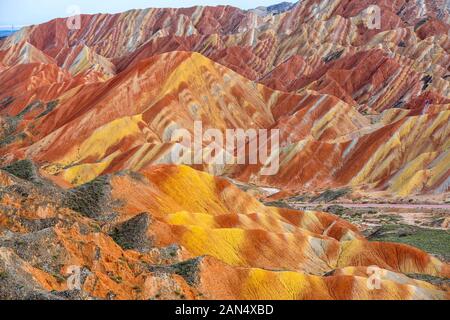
left=0, top=165, right=448, bottom=300
left=0, top=0, right=448, bottom=300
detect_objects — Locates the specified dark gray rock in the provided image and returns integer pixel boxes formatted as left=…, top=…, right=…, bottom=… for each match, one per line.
left=110, top=213, right=153, bottom=252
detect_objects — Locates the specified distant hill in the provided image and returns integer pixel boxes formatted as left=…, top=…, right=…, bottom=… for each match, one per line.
left=0, top=29, right=18, bottom=40
left=0, top=0, right=449, bottom=302
left=265, top=1, right=295, bottom=14
left=251, top=2, right=295, bottom=16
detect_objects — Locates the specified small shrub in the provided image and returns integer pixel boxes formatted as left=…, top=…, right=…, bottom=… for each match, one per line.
left=313, top=188, right=351, bottom=203
left=0, top=96, right=14, bottom=110
left=17, top=101, right=43, bottom=118
left=37, top=100, right=59, bottom=118
left=64, top=175, right=112, bottom=218
left=1, top=159, right=38, bottom=181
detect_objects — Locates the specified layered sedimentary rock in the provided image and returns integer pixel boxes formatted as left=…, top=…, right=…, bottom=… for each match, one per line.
left=0, top=0, right=449, bottom=300
left=0, top=0, right=448, bottom=197
left=0, top=164, right=448, bottom=299
left=0, top=50, right=448, bottom=198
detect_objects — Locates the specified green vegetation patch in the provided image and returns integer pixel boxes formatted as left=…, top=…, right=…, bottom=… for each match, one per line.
left=64, top=175, right=112, bottom=219
left=0, top=271, right=8, bottom=281
left=37, top=100, right=59, bottom=118
left=414, top=18, right=428, bottom=31
left=148, top=257, right=202, bottom=286
left=0, top=116, right=20, bottom=147
left=312, top=188, right=352, bottom=203
left=369, top=224, right=450, bottom=261
left=0, top=96, right=14, bottom=110
left=264, top=200, right=295, bottom=209
left=110, top=213, right=152, bottom=252
left=1, top=159, right=38, bottom=182
left=17, top=101, right=44, bottom=118
left=323, top=50, right=344, bottom=63
left=406, top=274, right=450, bottom=288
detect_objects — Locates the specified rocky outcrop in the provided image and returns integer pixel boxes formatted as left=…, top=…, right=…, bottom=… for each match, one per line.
left=0, top=0, right=448, bottom=300
left=0, top=164, right=448, bottom=300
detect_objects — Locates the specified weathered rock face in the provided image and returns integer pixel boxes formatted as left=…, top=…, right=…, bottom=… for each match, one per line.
left=0, top=1, right=449, bottom=300
left=0, top=164, right=448, bottom=300
left=0, top=0, right=448, bottom=197
left=0, top=49, right=447, bottom=198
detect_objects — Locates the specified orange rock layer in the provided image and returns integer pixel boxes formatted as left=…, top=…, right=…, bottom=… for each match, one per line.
left=0, top=165, right=448, bottom=300
left=0, top=0, right=448, bottom=300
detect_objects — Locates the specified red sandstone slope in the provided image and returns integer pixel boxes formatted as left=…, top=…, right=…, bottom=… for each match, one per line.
left=0, top=50, right=447, bottom=197
left=0, top=0, right=449, bottom=301
left=3, top=1, right=449, bottom=85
